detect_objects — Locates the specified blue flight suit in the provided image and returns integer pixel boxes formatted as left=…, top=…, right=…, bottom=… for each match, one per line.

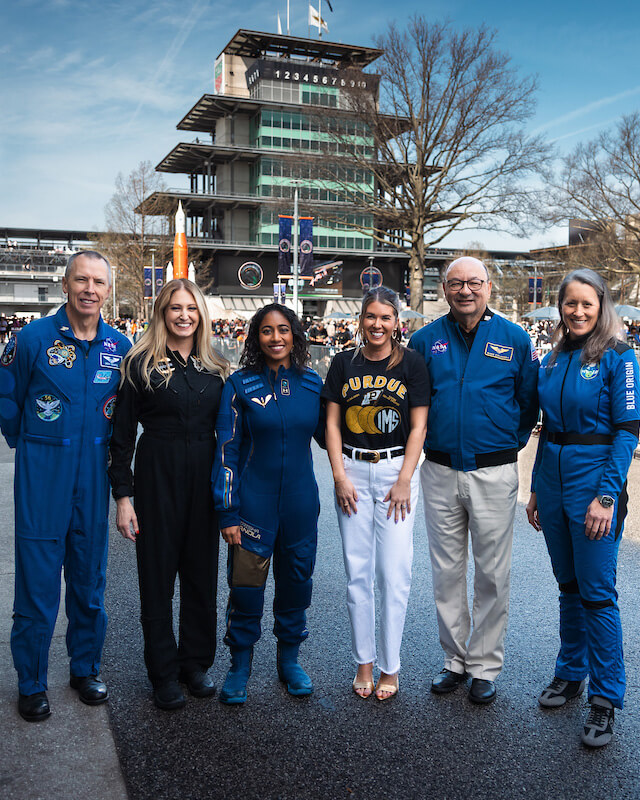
left=212, top=364, right=322, bottom=651
left=0, top=306, right=130, bottom=695
left=532, top=339, right=640, bottom=708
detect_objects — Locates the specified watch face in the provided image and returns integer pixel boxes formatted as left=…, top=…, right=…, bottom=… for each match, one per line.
left=599, top=495, right=614, bottom=508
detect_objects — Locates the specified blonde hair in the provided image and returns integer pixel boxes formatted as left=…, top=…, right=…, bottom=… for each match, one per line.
left=355, top=286, right=404, bottom=370
left=122, top=279, right=229, bottom=389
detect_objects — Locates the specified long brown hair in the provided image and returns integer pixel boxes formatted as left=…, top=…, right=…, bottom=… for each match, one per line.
left=355, top=286, right=405, bottom=370
left=122, top=279, right=229, bottom=389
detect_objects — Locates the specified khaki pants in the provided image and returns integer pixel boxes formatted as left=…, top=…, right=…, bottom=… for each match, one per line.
left=420, top=460, right=518, bottom=681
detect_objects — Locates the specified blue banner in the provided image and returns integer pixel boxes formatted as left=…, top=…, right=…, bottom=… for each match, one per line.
left=278, top=216, right=293, bottom=274
left=299, top=217, right=314, bottom=276
left=144, top=267, right=164, bottom=299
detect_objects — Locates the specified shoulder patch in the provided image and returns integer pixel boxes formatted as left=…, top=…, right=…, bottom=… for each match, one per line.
left=103, top=395, right=117, bottom=419
left=0, top=335, right=17, bottom=366
left=484, top=342, right=514, bottom=361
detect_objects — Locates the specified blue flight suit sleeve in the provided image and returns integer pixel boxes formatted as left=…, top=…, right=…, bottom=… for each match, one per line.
left=598, top=348, right=640, bottom=498
left=0, top=333, right=36, bottom=448
left=515, top=337, right=540, bottom=450
left=212, top=376, right=244, bottom=529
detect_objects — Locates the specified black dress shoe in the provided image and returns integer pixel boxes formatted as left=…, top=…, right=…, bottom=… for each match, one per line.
left=431, top=669, right=467, bottom=694
left=469, top=678, right=496, bottom=705
left=153, top=681, right=186, bottom=710
left=18, top=691, right=51, bottom=722
left=179, top=670, right=216, bottom=698
left=70, top=674, right=109, bottom=706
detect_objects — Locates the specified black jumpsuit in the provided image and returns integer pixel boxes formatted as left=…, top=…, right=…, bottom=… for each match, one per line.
left=109, top=350, right=223, bottom=687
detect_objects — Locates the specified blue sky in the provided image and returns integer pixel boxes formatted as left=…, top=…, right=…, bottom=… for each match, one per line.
left=2, top=0, right=640, bottom=251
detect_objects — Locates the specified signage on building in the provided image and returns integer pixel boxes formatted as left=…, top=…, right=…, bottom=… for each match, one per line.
left=245, top=59, right=379, bottom=93
left=214, top=55, right=225, bottom=94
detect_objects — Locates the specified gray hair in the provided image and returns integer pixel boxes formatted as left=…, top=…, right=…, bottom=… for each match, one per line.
left=549, top=268, right=621, bottom=364
left=443, top=256, right=490, bottom=281
left=65, top=250, right=112, bottom=286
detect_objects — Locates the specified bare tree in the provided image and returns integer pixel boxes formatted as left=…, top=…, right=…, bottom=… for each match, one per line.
left=312, top=18, right=551, bottom=314
left=547, top=113, right=640, bottom=302
left=97, top=161, right=171, bottom=318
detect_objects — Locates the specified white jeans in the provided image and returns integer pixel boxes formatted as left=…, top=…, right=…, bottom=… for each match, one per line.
left=420, top=459, right=518, bottom=681
left=337, top=453, right=419, bottom=675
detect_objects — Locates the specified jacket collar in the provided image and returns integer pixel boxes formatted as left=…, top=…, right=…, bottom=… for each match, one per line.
left=54, top=304, right=107, bottom=342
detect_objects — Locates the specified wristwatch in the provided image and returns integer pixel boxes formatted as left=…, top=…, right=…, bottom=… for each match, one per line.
left=596, top=494, right=615, bottom=508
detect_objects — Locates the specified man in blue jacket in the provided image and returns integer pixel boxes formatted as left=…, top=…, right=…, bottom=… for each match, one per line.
left=0, top=251, right=130, bottom=722
left=410, top=257, right=539, bottom=704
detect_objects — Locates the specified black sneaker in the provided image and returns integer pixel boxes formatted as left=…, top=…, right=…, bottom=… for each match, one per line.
left=581, top=697, right=614, bottom=747
left=539, top=677, right=586, bottom=708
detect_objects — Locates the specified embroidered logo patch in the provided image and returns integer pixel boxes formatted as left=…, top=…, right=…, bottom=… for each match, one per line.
left=531, top=344, right=539, bottom=362
left=156, top=358, right=174, bottom=376
left=103, top=395, right=116, bottom=419
left=485, top=342, right=513, bottom=361
left=431, top=339, right=448, bottom=354
left=0, top=335, right=17, bottom=366
left=99, top=352, right=122, bottom=369
left=580, top=363, right=599, bottom=380
left=103, top=338, right=117, bottom=353
left=47, top=340, right=76, bottom=368
left=280, top=378, right=290, bottom=396
left=36, top=394, right=61, bottom=421
left=251, top=395, right=272, bottom=408
left=93, top=369, right=113, bottom=384
left=191, top=356, right=204, bottom=372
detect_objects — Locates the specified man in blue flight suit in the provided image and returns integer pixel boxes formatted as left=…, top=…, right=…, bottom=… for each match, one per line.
left=0, top=251, right=130, bottom=722
left=410, top=256, right=539, bottom=705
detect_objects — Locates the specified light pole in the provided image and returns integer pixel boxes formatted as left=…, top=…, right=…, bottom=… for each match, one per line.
left=112, top=265, right=118, bottom=319
left=292, top=184, right=300, bottom=318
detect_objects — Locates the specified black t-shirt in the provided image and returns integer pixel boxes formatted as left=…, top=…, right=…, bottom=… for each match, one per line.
left=321, top=347, right=430, bottom=449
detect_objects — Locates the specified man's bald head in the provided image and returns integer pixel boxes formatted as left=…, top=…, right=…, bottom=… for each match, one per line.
left=444, top=257, right=489, bottom=282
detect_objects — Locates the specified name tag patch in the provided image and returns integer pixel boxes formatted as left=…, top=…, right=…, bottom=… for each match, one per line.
left=93, top=369, right=113, bottom=384
left=485, top=342, right=513, bottom=361
left=99, top=352, right=122, bottom=369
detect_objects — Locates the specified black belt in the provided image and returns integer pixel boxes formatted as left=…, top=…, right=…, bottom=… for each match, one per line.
left=426, top=447, right=518, bottom=469
left=342, top=445, right=405, bottom=463
left=546, top=431, right=613, bottom=446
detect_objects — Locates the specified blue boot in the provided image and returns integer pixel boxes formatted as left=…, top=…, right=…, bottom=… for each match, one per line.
left=219, top=648, right=253, bottom=705
left=277, top=642, right=313, bottom=697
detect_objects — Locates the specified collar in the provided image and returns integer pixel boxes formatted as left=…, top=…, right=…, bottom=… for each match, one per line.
left=54, top=304, right=107, bottom=342
left=563, top=333, right=590, bottom=351
left=446, top=307, right=493, bottom=335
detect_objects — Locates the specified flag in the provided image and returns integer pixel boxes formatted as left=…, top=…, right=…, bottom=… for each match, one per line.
left=278, top=215, right=293, bottom=274
left=308, top=3, right=328, bottom=32
left=299, top=217, right=314, bottom=276
left=277, top=12, right=282, bottom=34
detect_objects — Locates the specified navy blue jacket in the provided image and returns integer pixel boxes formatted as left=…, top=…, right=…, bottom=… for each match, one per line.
left=410, top=310, right=539, bottom=471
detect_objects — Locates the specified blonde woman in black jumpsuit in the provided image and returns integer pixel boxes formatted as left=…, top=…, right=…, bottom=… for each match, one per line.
left=109, top=279, right=229, bottom=710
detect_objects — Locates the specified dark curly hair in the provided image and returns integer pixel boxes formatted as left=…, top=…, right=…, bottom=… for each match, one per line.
left=239, top=303, right=310, bottom=372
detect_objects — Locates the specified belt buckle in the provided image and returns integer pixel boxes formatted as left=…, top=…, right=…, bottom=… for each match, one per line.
left=370, top=451, right=380, bottom=463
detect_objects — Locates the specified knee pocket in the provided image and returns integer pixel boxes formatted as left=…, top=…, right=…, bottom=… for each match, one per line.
left=231, top=545, right=270, bottom=588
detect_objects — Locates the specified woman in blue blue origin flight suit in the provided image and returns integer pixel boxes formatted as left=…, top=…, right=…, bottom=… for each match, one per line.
left=526, top=269, right=640, bottom=749
left=212, top=303, right=322, bottom=704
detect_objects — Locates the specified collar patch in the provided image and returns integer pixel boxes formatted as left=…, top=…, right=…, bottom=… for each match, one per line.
left=485, top=342, right=513, bottom=361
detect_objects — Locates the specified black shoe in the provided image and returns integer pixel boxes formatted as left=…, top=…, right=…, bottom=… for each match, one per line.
left=69, top=674, right=109, bottom=706
left=469, top=678, right=496, bottom=705
left=431, top=669, right=467, bottom=694
left=582, top=697, right=615, bottom=748
left=539, top=677, right=586, bottom=708
left=18, top=691, right=51, bottom=722
left=153, top=681, right=186, bottom=710
left=179, top=670, right=216, bottom=698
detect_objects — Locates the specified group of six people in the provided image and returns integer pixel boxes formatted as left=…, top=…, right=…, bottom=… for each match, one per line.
left=1, top=250, right=638, bottom=751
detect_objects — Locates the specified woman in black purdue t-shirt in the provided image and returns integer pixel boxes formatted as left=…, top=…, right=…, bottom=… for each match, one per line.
left=322, top=287, right=429, bottom=701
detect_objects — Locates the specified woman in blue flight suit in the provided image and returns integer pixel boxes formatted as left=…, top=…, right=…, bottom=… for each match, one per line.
left=526, top=268, right=640, bottom=748
left=212, top=304, right=322, bottom=704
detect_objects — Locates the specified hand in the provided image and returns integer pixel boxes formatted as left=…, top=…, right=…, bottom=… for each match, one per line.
left=526, top=492, right=541, bottom=531
left=584, top=498, right=614, bottom=540
left=221, top=525, right=241, bottom=545
left=384, top=477, right=411, bottom=523
left=116, top=497, right=139, bottom=542
left=335, top=477, right=358, bottom=517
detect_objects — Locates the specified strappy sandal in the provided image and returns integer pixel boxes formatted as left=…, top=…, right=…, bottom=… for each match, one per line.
left=375, top=676, right=399, bottom=701
left=352, top=676, right=375, bottom=699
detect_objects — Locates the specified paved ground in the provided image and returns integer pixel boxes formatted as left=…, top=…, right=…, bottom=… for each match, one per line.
left=2, top=437, right=640, bottom=799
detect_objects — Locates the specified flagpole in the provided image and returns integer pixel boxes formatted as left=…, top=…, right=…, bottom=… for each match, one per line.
left=287, top=0, right=290, bottom=34
left=319, top=0, right=322, bottom=38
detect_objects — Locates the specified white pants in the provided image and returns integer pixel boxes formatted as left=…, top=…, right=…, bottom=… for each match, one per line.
left=420, top=460, right=518, bottom=681
left=337, top=453, right=419, bottom=675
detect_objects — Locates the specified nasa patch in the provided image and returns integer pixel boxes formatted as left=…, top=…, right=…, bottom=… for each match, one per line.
left=103, top=337, right=118, bottom=353
left=580, top=363, right=599, bottom=380
left=103, top=395, right=116, bottom=419
left=36, top=394, right=61, bottom=422
left=430, top=340, right=448, bottom=355
left=47, top=340, right=76, bottom=368
left=99, top=352, right=122, bottom=369
left=485, top=342, right=514, bottom=362
left=1, top=336, right=17, bottom=366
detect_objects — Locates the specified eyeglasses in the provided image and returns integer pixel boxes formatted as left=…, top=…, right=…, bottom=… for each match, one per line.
left=446, top=278, right=487, bottom=291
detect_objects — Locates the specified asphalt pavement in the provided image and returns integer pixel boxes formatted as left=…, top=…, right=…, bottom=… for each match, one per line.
left=2, top=437, right=640, bottom=799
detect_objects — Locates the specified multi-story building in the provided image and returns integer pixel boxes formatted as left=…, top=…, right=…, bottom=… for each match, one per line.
left=139, top=29, right=417, bottom=317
